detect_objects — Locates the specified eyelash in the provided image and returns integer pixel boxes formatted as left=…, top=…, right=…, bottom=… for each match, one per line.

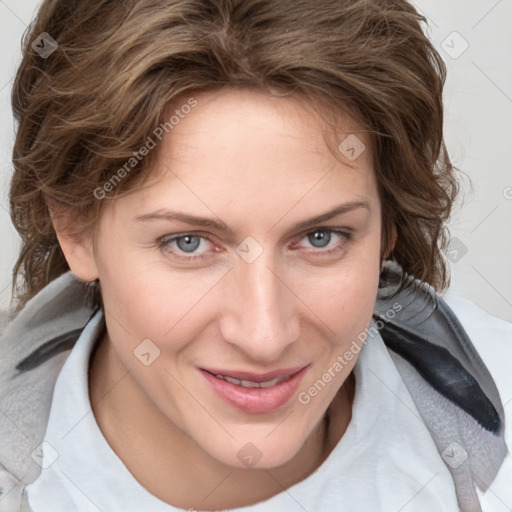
left=157, top=228, right=352, bottom=262
left=289, top=228, right=352, bottom=258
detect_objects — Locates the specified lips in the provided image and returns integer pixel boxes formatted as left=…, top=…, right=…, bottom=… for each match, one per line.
left=214, top=373, right=289, bottom=389
left=200, top=365, right=309, bottom=414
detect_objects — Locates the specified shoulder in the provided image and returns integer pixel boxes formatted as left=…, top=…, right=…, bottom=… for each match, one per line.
left=0, top=273, right=96, bottom=492
left=443, top=294, right=512, bottom=509
left=442, top=294, right=512, bottom=401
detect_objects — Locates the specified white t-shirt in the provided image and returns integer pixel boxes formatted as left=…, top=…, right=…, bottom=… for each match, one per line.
left=24, top=295, right=511, bottom=512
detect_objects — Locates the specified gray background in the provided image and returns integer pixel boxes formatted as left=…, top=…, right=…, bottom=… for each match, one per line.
left=1, top=0, right=511, bottom=321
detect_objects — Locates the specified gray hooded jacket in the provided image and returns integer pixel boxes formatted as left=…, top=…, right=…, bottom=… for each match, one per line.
left=0, top=261, right=508, bottom=511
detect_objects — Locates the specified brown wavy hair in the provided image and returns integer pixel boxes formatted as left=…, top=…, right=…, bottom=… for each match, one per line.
left=9, top=0, right=459, bottom=311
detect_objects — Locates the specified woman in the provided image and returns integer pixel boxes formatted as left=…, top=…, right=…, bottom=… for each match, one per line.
left=1, top=0, right=510, bottom=511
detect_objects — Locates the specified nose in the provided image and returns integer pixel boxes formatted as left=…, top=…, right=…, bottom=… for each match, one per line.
left=219, top=252, right=301, bottom=363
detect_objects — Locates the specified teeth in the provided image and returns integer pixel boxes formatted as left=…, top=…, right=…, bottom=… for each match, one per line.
left=224, top=375, right=241, bottom=386
left=259, top=377, right=284, bottom=388
left=214, top=373, right=289, bottom=388
left=240, top=379, right=260, bottom=388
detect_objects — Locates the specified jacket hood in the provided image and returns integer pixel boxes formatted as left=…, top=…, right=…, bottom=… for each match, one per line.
left=0, top=261, right=507, bottom=512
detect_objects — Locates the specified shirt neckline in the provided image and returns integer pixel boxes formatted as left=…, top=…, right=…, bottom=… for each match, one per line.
left=26, top=308, right=455, bottom=511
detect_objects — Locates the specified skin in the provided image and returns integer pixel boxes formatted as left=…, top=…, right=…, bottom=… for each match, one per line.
left=54, top=87, right=395, bottom=510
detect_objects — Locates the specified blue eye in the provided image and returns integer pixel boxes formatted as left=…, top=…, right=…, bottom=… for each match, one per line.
left=158, top=228, right=352, bottom=263
left=174, top=235, right=202, bottom=253
left=158, top=233, right=212, bottom=260
left=298, top=228, right=350, bottom=254
left=306, top=230, right=332, bottom=248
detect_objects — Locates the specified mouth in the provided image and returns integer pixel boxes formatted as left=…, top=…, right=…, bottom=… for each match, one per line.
left=199, top=365, right=309, bottom=414
left=212, top=373, right=291, bottom=389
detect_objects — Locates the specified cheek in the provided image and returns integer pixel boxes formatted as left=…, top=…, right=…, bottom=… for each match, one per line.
left=315, top=275, right=378, bottom=349
left=96, top=251, right=225, bottom=363
left=295, top=248, right=381, bottom=345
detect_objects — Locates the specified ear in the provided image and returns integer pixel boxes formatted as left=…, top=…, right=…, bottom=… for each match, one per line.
left=388, top=224, right=397, bottom=255
left=49, top=205, right=99, bottom=282
left=382, top=223, right=398, bottom=261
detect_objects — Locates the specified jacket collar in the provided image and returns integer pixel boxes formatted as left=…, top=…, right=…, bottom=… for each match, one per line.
left=0, top=263, right=507, bottom=512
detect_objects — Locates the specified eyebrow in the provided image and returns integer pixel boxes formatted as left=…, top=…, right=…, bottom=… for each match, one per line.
left=286, top=200, right=370, bottom=231
left=134, top=200, right=370, bottom=233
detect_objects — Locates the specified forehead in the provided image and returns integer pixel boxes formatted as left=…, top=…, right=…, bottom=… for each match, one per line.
left=162, top=87, right=372, bottom=168
left=113, top=88, right=377, bottom=224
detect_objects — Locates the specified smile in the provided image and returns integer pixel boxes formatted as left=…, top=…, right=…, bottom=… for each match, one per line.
left=212, top=374, right=291, bottom=388
left=200, top=365, right=309, bottom=414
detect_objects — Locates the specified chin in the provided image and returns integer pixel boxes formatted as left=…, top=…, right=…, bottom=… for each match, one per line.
left=204, top=430, right=312, bottom=470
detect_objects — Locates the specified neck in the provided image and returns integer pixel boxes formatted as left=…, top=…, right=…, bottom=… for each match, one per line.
left=88, top=332, right=355, bottom=510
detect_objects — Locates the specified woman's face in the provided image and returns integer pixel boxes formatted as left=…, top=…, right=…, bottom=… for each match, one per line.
left=77, top=88, right=384, bottom=468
